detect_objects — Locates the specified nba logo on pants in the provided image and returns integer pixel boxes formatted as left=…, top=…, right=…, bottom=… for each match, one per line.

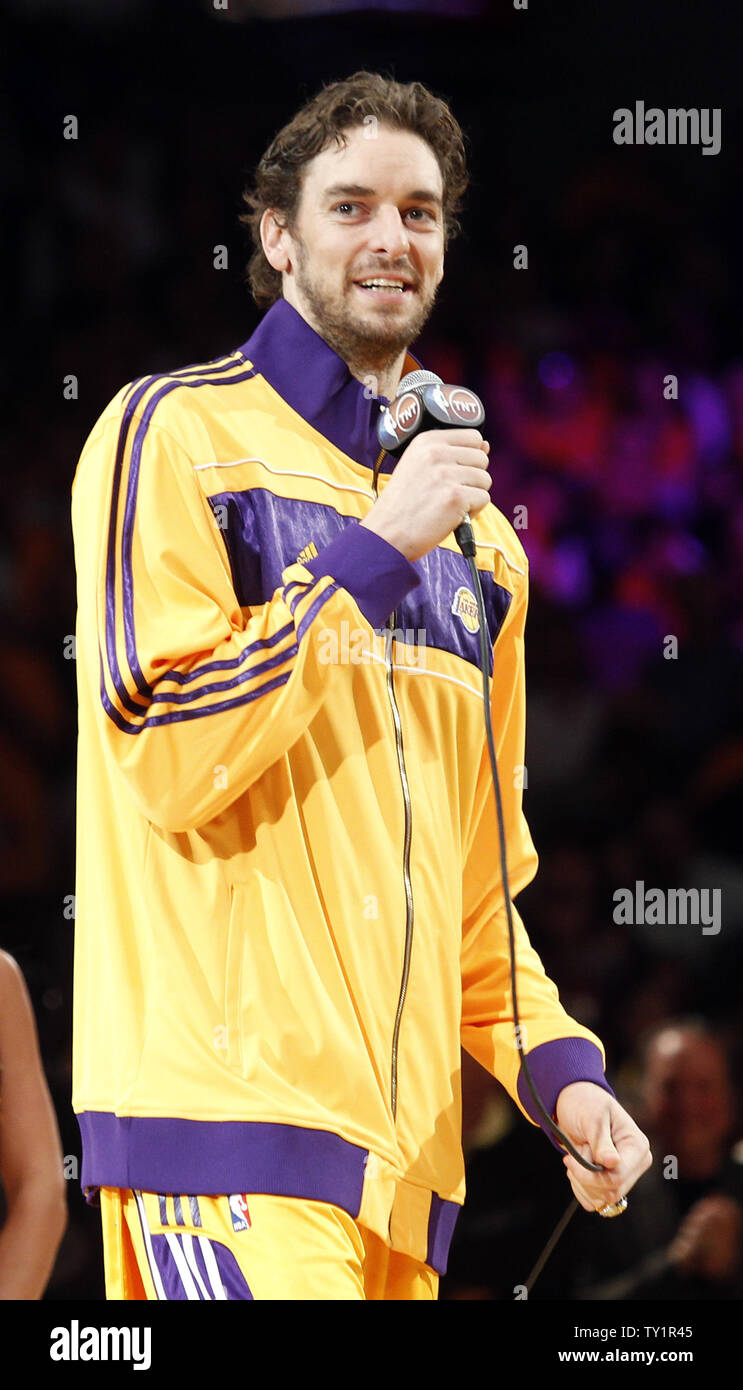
left=229, top=1195, right=252, bottom=1232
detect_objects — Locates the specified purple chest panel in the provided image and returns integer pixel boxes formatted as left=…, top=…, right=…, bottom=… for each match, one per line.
left=208, top=488, right=512, bottom=675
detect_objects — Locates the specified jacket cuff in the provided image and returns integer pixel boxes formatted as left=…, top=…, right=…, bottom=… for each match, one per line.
left=305, top=520, right=420, bottom=630
left=517, top=1038, right=616, bottom=1151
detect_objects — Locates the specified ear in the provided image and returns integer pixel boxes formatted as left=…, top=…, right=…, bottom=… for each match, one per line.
left=260, top=208, right=293, bottom=274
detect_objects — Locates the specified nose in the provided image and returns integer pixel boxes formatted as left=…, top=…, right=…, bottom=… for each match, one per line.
left=367, top=204, right=411, bottom=259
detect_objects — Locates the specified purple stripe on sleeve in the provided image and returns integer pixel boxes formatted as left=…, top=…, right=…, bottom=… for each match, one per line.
left=122, top=352, right=242, bottom=406
left=120, top=370, right=259, bottom=699
left=104, top=364, right=258, bottom=719
left=98, top=580, right=340, bottom=732
left=149, top=640, right=298, bottom=705
left=304, top=520, right=420, bottom=629
left=281, top=582, right=306, bottom=610
left=517, top=1038, right=616, bottom=1150
left=294, top=580, right=340, bottom=643
left=156, top=621, right=296, bottom=686
left=100, top=509, right=340, bottom=733
left=426, top=1194, right=462, bottom=1275
left=286, top=580, right=327, bottom=620
left=153, top=574, right=337, bottom=697
left=99, top=648, right=293, bottom=734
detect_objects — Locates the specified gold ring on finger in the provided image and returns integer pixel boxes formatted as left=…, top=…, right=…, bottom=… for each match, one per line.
left=596, top=1197, right=628, bottom=1218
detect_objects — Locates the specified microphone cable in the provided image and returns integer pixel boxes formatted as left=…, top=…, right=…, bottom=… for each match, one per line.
left=459, top=519, right=604, bottom=1171
left=457, top=517, right=600, bottom=1292
left=376, top=374, right=607, bottom=1290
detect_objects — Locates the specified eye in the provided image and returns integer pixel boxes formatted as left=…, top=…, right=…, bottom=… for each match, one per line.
left=332, top=203, right=435, bottom=221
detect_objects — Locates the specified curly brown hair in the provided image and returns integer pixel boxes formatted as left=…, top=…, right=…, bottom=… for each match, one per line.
left=239, top=69, right=470, bottom=311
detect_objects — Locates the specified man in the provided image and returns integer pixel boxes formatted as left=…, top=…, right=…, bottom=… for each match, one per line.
left=71, top=70, right=650, bottom=1301
left=574, top=1021, right=743, bottom=1299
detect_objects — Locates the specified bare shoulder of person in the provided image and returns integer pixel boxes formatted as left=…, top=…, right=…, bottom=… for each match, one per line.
left=0, top=950, right=36, bottom=1073
left=0, top=949, right=27, bottom=1016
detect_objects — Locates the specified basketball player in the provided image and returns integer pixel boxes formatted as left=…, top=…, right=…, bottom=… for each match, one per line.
left=71, top=71, right=651, bottom=1301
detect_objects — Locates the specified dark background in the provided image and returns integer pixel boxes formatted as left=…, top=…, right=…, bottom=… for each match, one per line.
left=2, top=0, right=742, bottom=1299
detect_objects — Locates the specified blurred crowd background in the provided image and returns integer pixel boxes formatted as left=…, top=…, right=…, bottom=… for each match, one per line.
left=2, top=0, right=742, bottom=1298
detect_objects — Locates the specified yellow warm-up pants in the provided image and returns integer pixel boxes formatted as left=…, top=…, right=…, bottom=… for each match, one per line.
left=100, top=1187, right=439, bottom=1301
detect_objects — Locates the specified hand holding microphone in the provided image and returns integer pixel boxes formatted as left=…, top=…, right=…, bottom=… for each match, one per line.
left=361, top=370, right=492, bottom=562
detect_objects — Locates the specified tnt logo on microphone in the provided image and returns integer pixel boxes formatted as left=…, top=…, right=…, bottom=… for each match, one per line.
left=451, top=586, right=479, bottom=633
left=447, top=387, right=481, bottom=422
left=395, top=392, right=421, bottom=429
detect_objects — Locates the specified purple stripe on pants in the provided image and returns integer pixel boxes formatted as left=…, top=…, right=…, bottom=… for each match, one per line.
left=147, top=1231, right=254, bottom=1300
left=194, top=1235, right=255, bottom=1301
left=149, top=1233, right=197, bottom=1300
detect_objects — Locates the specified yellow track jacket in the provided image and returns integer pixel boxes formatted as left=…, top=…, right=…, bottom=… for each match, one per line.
left=71, top=298, right=613, bottom=1274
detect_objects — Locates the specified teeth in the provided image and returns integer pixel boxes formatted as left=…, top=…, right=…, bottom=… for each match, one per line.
left=358, top=280, right=406, bottom=290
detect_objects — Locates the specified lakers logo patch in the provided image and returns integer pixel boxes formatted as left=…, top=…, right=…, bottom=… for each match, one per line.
left=451, top=586, right=479, bottom=633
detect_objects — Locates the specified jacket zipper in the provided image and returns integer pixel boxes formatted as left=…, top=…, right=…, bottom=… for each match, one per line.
left=372, top=448, right=415, bottom=1121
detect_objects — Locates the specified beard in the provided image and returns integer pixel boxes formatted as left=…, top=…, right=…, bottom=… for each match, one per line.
left=292, top=233, right=440, bottom=375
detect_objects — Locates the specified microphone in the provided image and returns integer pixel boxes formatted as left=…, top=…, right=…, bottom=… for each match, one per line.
left=376, top=369, right=486, bottom=558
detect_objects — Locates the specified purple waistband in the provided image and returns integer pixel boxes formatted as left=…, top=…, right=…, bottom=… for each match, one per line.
left=76, top=1112, right=461, bottom=1275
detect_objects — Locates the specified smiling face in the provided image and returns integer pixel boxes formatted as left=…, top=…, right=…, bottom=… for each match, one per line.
left=643, top=1028, right=734, bottom=1173
left=260, top=123, right=446, bottom=389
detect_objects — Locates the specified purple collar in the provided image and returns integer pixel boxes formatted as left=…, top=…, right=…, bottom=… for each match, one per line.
left=236, top=297, right=422, bottom=476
